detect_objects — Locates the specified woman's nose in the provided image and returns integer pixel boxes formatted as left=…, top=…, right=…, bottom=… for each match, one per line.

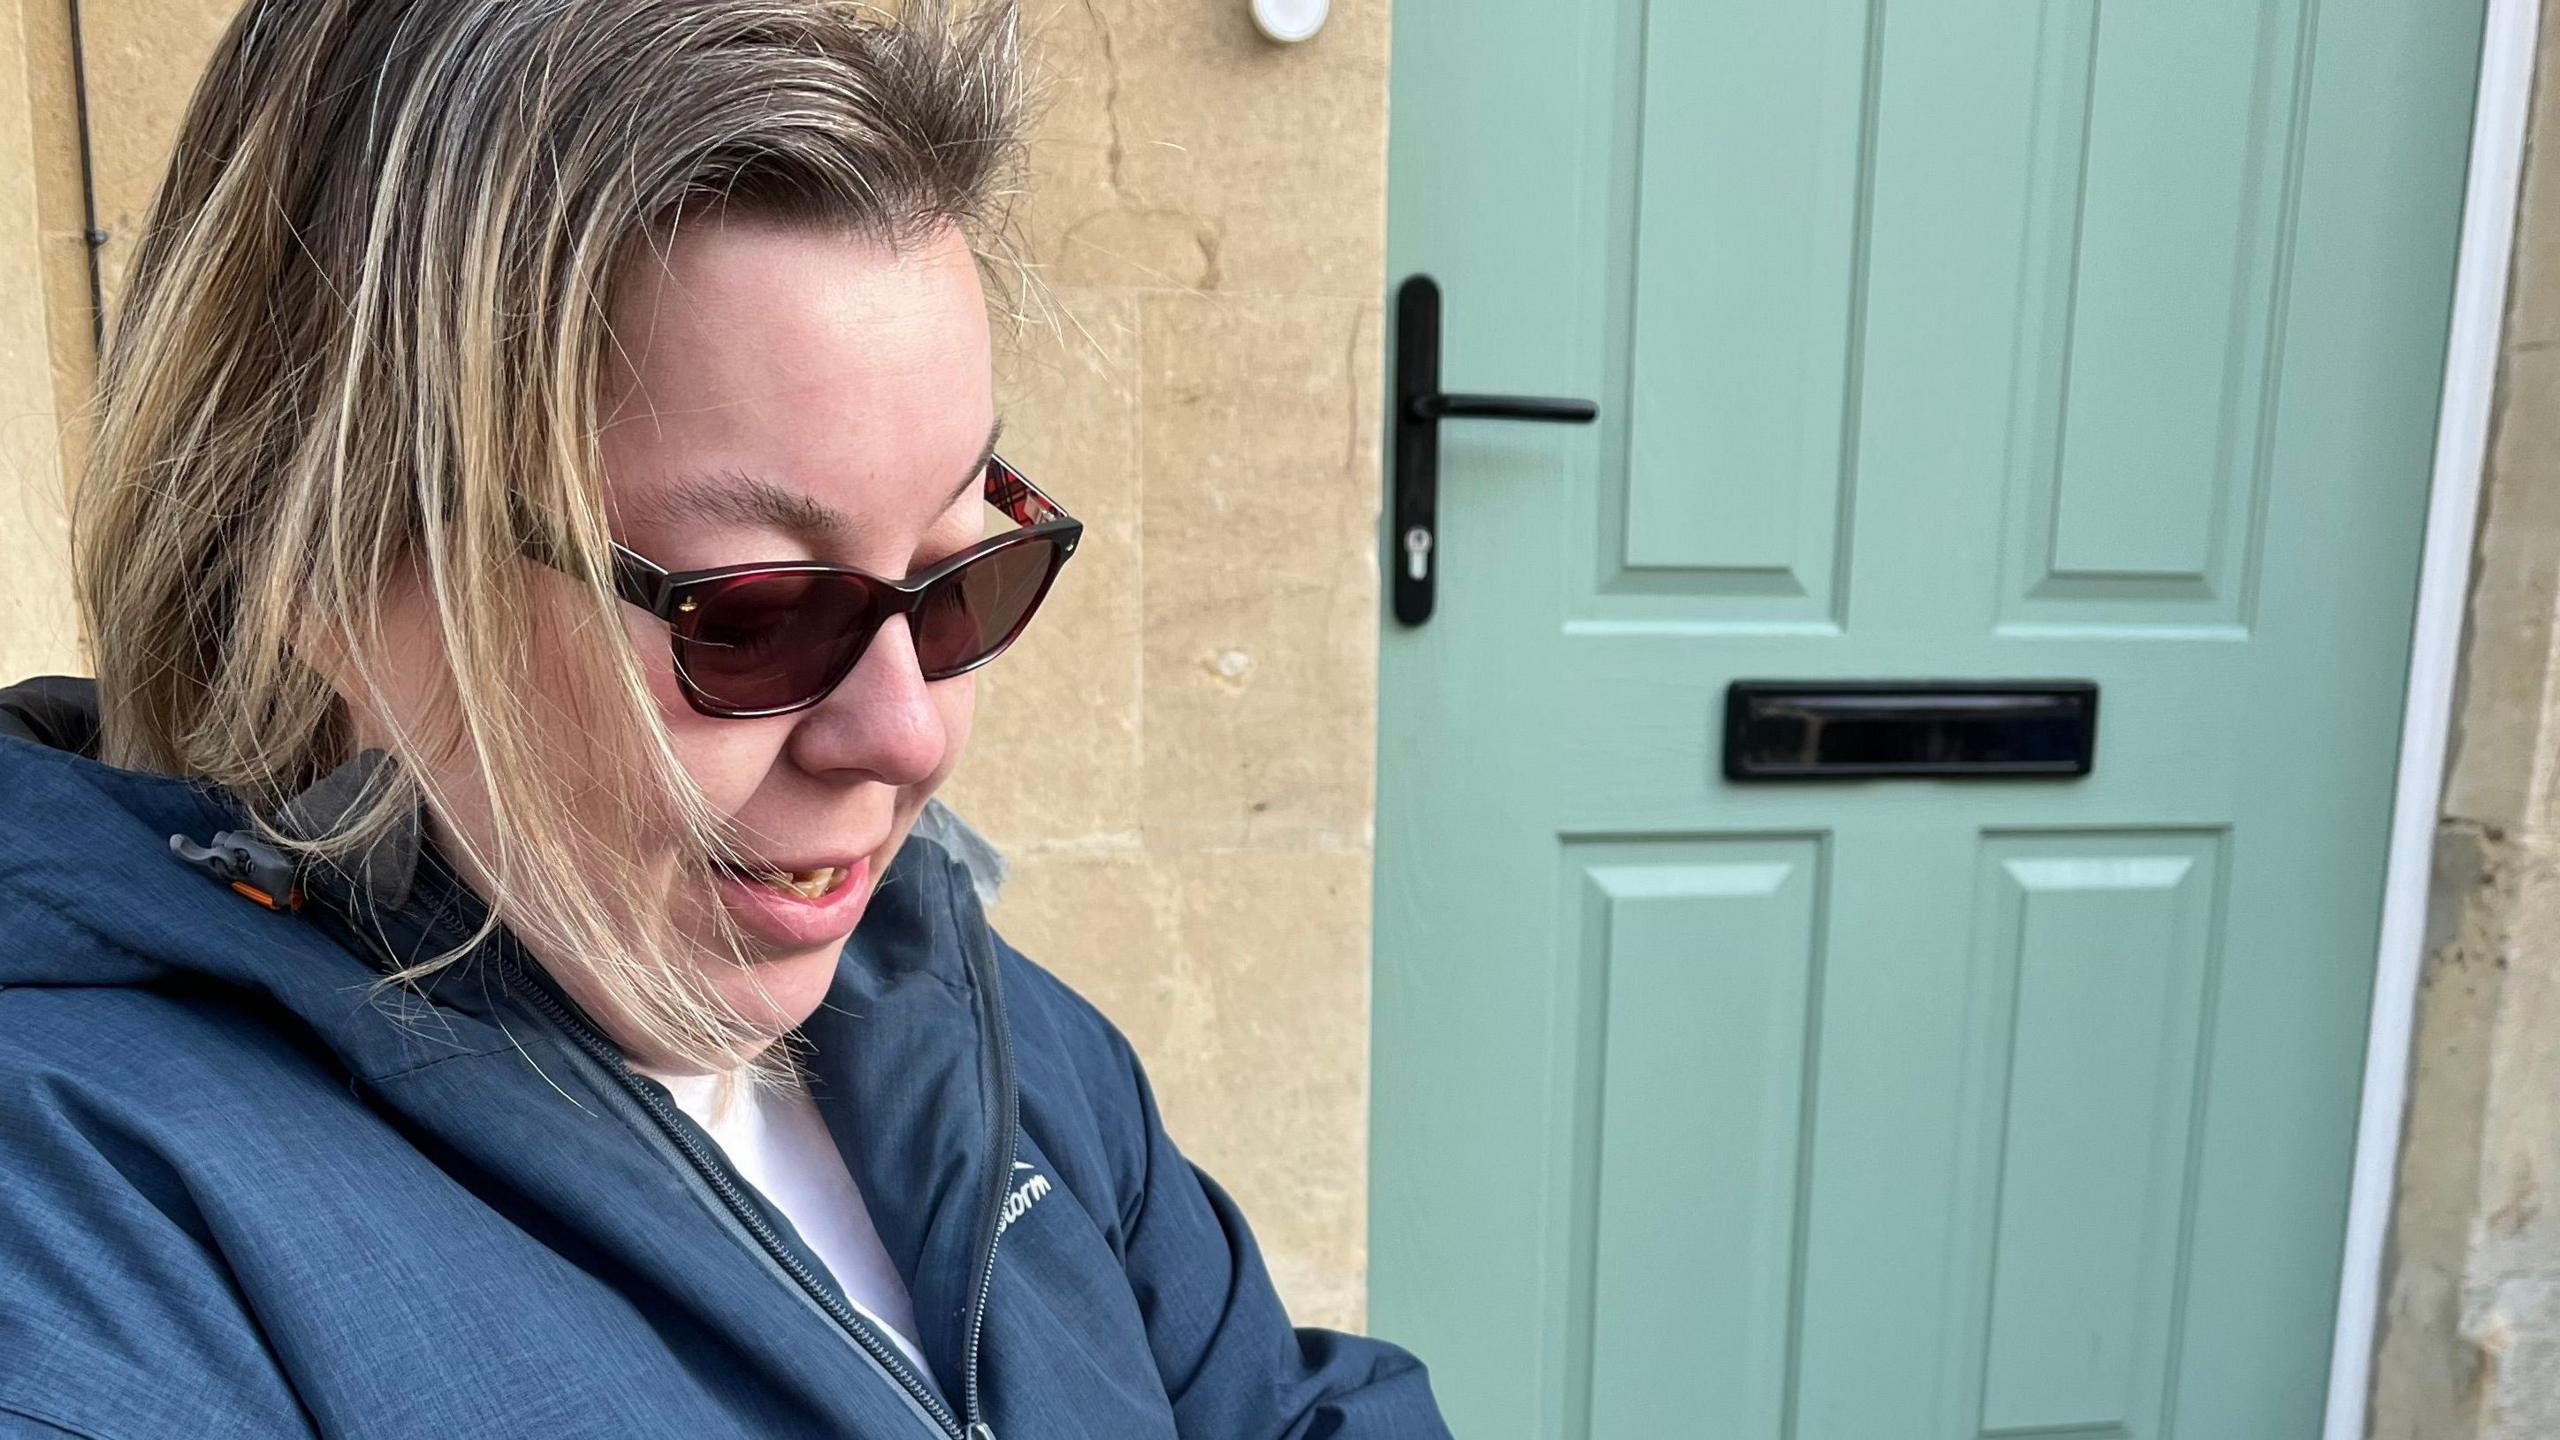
left=785, top=616, right=949, bottom=786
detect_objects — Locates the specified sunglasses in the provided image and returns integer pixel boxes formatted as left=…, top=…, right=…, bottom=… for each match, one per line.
left=595, top=455, right=1080, bottom=718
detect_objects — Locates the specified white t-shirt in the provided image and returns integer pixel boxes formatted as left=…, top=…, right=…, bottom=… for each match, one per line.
left=641, top=1067, right=935, bottom=1381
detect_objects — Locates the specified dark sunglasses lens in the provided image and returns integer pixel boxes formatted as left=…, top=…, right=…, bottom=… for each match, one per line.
left=913, top=538, right=1064, bottom=678
left=672, top=571, right=877, bottom=714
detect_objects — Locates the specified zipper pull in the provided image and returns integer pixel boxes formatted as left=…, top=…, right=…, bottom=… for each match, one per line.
left=965, top=1426, right=996, bottom=1440
left=170, top=830, right=305, bottom=912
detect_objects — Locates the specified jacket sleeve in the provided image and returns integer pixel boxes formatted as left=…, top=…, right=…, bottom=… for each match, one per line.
left=1105, top=1032, right=1454, bottom=1440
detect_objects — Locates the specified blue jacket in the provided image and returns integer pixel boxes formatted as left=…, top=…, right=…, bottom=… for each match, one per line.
left=0, top=679, right=1449, bottom=1440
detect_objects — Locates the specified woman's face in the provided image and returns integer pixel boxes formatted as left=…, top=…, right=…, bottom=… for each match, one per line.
left=379, top=215, right=998, bottom=1065
left=601, top=216, right=995, bottom=1053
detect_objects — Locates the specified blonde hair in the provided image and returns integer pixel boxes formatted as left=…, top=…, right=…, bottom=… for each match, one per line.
left=75, top=0, right=1024, bottom=1072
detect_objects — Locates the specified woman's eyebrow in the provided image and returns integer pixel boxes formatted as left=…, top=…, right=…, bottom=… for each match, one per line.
left=640, top=472, right=851, bottom=543
left=639, top=418, right=1007, bottom=544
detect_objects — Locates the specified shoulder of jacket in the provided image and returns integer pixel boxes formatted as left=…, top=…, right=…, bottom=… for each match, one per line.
left=0, top=981, right=316, bottom=1110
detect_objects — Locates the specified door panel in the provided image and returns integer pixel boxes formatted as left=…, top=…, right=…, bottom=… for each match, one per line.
left=1572, top=839, right=1823, bottom=1438
left=1373, top=1, right=2482, bottom=1436
left=1966, top=835, right=2219, bottom=1440
left=1618, top=1, right=1867, bottom=605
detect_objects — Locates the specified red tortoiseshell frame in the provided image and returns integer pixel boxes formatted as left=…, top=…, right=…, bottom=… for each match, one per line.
left=607, top=455, right=1081, bottom=718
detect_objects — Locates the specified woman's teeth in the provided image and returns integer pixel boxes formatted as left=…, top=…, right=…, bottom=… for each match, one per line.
left=751, top=866, right=842, bottom=900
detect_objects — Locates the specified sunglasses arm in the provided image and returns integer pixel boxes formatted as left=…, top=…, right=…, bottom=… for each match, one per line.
left=986, top=456, right=1070, bottom=529
left=609, top=544, right=683, bottom=618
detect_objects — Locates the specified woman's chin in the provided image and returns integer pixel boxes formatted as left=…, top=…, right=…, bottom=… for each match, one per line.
left=696, top=944, right=845, bottom=1049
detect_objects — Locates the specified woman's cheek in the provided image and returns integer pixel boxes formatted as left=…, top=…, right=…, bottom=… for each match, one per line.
left=664, top=716, right=792, bottom=817
left=926, top=672, right=977, bottom=789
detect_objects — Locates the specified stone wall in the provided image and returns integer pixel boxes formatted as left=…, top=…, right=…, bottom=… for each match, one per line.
left=2371, top=3, right=2560, bottom=1433
left=0, top=0, right=89, bottom=685
left=948, top=1, right=1388, bottom=1327
left=0, top=0, right=1388, bottom=1327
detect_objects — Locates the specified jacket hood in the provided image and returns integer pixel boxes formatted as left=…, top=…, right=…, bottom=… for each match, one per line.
left=0, top=675, right=279, bottom=995
left=0, top=674, right=101, bottom=755
left=0, top=674, right=470, bottom=992
left=1, top=676, right=521, bottom=1118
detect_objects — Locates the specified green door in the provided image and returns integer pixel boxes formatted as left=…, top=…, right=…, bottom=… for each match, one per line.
left=1370, top=2, right=2482, bottom=1437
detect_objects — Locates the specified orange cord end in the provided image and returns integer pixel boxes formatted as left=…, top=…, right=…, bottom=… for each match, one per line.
left=228, top=881, right=303, bottom=912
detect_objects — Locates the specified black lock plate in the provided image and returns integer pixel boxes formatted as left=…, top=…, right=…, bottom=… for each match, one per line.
left=1723, top=681, right=2100, bottom=780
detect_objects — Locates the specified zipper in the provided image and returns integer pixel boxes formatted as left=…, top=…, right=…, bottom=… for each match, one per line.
left=494, top=945, right=967, bottom=1440
left=959, top=929, right=1021, bottom=1440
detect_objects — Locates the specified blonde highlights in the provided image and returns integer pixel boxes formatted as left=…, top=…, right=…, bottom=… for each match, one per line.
left=75, top=0, right=1024, bottom=1071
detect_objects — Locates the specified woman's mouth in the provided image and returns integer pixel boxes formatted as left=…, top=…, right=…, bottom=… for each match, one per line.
left=712, top=853, right=876, bottom=949
left=729, top=863, right=850, bottom=902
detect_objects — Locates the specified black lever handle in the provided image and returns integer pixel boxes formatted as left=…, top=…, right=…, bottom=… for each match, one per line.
left=1392, top=274, right=1596, bottom=627
left=1408, top=392, right=1599, bottom=424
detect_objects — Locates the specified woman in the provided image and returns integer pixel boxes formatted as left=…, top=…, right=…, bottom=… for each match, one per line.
left=0, top=2, right=1449, bottom=1436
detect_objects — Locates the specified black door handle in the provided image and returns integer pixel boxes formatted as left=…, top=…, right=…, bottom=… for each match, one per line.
left=1392, top=274, right=1597, bottom=627
left=1408, top=392, right=1599, bottom=424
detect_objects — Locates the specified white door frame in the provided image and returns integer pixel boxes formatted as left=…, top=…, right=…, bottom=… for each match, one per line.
left=2324, top=0, right=2542, bottom=1433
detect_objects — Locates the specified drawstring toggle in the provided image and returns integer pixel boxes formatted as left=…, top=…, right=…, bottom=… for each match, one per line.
left=170, top=830, right=304, bottom=912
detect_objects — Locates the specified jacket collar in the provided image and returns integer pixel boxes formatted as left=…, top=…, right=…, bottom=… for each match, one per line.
left=0, top=674, right=102, bottom=755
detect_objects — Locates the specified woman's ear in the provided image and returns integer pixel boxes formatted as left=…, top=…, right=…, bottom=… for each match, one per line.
left=311, top=556, right=470, bottom=776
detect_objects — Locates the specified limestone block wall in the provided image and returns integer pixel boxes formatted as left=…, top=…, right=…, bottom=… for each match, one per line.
left=0, top=0, right=1389, bottom=1327
left=2372, top=4, right=2560, bottom=1433
left=949, top=0, right=1389, bottom=1327
left=0, top=0, right=89, bottom=684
